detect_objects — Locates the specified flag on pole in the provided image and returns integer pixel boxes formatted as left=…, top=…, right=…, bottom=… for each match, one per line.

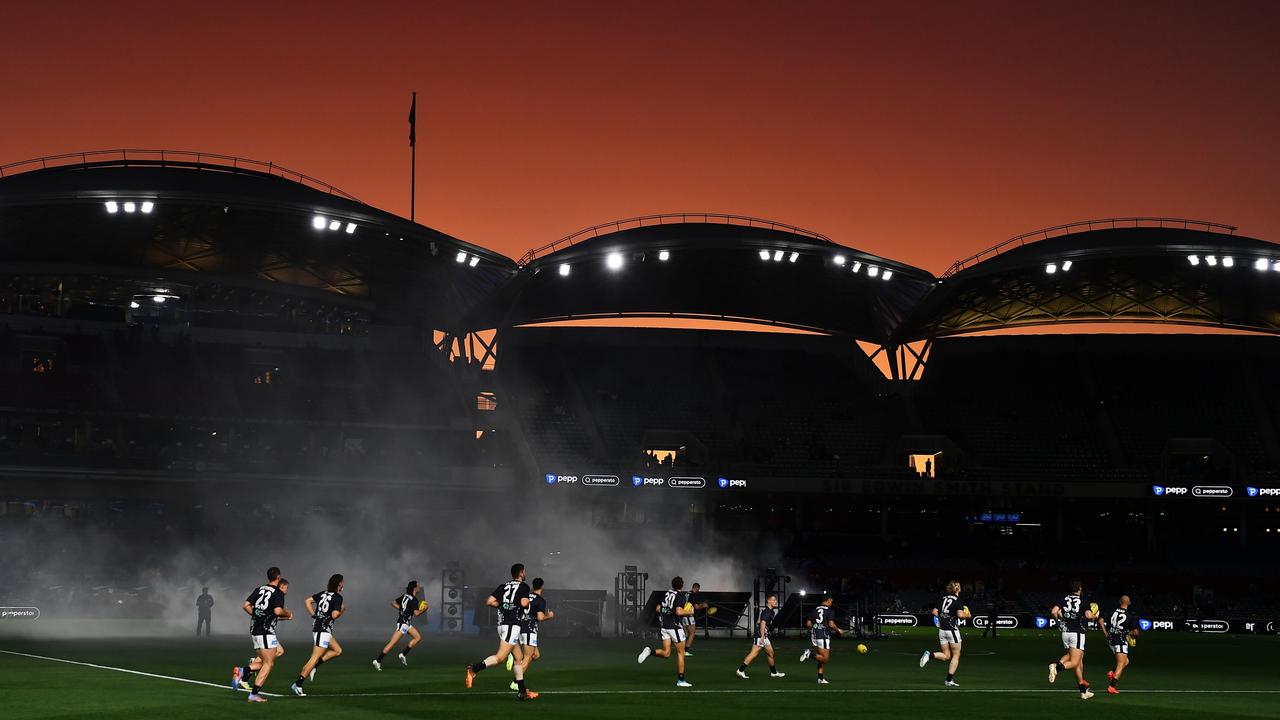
left=408, top=93, right=416, bottom=147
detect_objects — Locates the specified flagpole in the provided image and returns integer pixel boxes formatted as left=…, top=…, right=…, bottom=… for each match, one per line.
left=410, top=91, right=417, bottom=222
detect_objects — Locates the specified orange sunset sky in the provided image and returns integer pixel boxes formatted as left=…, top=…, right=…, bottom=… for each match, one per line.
left=4, top=0, right=1280, bottom=275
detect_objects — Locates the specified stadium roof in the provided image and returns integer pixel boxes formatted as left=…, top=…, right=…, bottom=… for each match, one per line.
left=896, top=219, right=1280, bottom=341
left=480, top=215, right=935, bottom=341
left=3, top=152, right=1278, bottom=343
left=0, top=150, right=516, bottom=332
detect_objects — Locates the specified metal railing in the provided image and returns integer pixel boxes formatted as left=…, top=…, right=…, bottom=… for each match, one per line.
left=941, top=217, right=1238, bottom=278
left=518, top=212, right=832, bottom=266
left=0, top=149, right=362, bottom=203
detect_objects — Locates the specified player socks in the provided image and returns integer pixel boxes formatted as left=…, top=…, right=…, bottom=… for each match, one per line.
left=316, top=658, right=326, bottom=667
left=946, top=673, right=955, bottom=682
left=470, top=662, right=487, bottom=674
left=1079, top=682, right=1088, bottom=693
left=768, top=664, right=777, bottom=673
left=739, top=664, right=748, bottom=672
left=1110, top=677, right=1118, bottom=688
left=678, top=673, right=686, bottom=682
left=377, top=652, right=387, bottom=661
left=402, top=646, right=413, bottom=656
left=251, top=684, right=262, bottom=695
left=516, top=679, right=526, bottom=693
left=1056, top=662, right=1065, bottom=672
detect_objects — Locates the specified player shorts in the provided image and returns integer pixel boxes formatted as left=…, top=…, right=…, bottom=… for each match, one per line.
left=395, top=622, right=412, bottom=634
left=939, top=628, right=962, bottom=645
left=810, top=631, right=831, bottom=650
left=682, top=615, right=697, bottom=627
left=251, top=633, right=279, bottom=650
left=753, top=635, right=772, bottom=648
left=520, top=630, right=539, bottom=647
left=660, top=627, right=687, bottom=644
left=498, top=624, right=524, bottom=645
left=313, top=631, right=333, bottom=648
left=1061, top=631, right=1086, bottom=651
left=1109, top=638, right=1128, bottom=655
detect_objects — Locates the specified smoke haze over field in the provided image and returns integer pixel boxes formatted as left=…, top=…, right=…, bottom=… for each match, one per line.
left=0, top=486, right=788, bottom=640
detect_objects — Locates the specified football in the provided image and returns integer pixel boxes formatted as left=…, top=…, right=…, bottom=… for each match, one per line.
left=856, top=643, right=868, bottom=654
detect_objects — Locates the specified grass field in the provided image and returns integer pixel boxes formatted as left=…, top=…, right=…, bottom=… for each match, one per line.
left=2, top=628, right=1277, bottom=719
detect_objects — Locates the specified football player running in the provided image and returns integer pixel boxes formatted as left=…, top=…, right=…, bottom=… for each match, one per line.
left=1049, top=579, right=1098, bottom=700
left=466, top=563, right=537, bottom=700
left=919, top=580, right=971, bottom=686
left=291, top=573, right=346, bottom=696
left=737, top=593, right=784, bottom=679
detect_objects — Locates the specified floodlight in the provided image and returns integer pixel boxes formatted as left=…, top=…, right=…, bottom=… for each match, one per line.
left=882, top=270, right=893, bottom=280
left=1206, top=255, right=1218, bottom=266
left=1254, top=258, right=1268, bottom=271
left=772, top=250, right=784, bottom=262
left=758, top=249, right=770, bottom=261
left=1045, top=263, right=1057, bottom=274
left=834, top=255, right=846, bottom=266
left=469, top=256, right=480, bottom=267
left=868, top=265, right=880, bottom=277
left=140, top=201, right=154, bottom=214
left=658, top=250, right=670, bottom=261
left=152, top=295, right=166, bottom=304
left=123, top=202, right=136, bottom=213
left=105, top=201, right=119, bottom=213
left=1062, top=260, right=1073, bottom=271
left=328, top=219, right=341, bottom=231
left=788, top=251, right=799, bottom=263
left=559, top=263, right=571, bottom=276
left=455, top=251, right=467, bottom=263
left=607, top=252, right=624, bottom=270
left=312, top=215, right=326, bottom=229
left=344, top=222, right=356, bottom=234
left=851, top=261, right=862, bottom=273
left=1223, top=256, right=1234, bottom=268
left=1187, top=255, right=1199, bottom=265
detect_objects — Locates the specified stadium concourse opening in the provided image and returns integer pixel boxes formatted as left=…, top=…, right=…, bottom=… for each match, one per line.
left=1, top=154, right=1279, bottom=715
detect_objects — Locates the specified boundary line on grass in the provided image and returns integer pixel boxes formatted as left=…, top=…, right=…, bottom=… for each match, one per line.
left=4, top=650, right=1278, bottom=700
left=315, top=688, right=1280, bottom=698
left=0, top=649, right=280, bottom=697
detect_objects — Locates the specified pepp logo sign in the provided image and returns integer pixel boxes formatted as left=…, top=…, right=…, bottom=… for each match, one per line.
left=1035, top=616, right=1049, bottom=629
left=874, top=614, right=918, bottom=627
left=1139, top=619, right=1152, bottom=631
left=545, top=474, right=557, bottom=485
left=1152, top=485, right=1164, bottom=496
left=718, top=477, right=748, bottom=489
left=1247, top=486, right=1259, bottom=497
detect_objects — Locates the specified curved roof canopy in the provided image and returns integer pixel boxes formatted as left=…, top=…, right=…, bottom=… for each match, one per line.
left=897, top=221, right=1280, bottom=340
left=484, top=215, right=935, bottom=341
left=0, top=150, right=515, bottom=332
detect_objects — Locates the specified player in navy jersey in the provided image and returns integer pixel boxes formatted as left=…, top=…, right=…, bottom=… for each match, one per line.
left=737, top=593, right=785, bottom=679
left=1048, top=579, right=1099, bottom=700
left=290, top=574, right=346, bottom=696
left=373, top=580, right=427, bottom=670
left=683, top=582, right=709, bottom=655
left=637, top=576, right=695, bottom=687
left=466, top=563, right=537, bottom=700
left=236, top=568, right=292, bottom=703
left=919, top=581, right=972, bottom=686
left=509, top=577, right=555, bottom=690
left=799, top=595, right=842, bottom=683
left=1098, top=595, right=1138, bottom=694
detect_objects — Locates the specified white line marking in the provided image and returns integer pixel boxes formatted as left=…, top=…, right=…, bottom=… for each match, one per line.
left=0, top=649, right=280, bottom=697
left=316, top=688, right=1280, bottom=698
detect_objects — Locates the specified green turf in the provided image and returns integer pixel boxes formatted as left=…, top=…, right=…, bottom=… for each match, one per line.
left=1, top=628, right=1276, bottom=719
